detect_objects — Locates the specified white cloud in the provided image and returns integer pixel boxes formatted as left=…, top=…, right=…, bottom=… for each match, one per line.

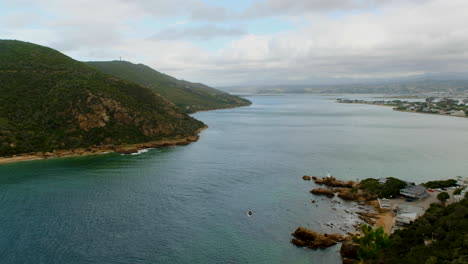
left=149, top=25, right=246, bottom=41
left=1, top=0, right=468, bottom=86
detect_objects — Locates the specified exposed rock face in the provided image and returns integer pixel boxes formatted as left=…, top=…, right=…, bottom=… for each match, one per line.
left=311, top=188, right=335, bottom=198
left=75, top=96, right=118, bottom=131
left=324, top=233, right=347, bottom=242
left=356, top=212, right=378, bottom=225
left=342, top=257, right=360, bottom=264
left=303, top=175, right=312, bottom=181
left=314, top=176, right=355, bottom=188
left=115, top=148, right=140, bottom=155
left=330, top=188, right=376, bottom=202
left=291, top=227, right=346, bottom=249
left=340, top=240, right=360, bottom=264
left=115, top=134, right=201, bottom=154
left=74, top=94, right=184, bottom=137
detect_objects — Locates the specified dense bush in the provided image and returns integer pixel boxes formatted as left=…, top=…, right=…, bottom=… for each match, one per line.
left=454, top=187, right=465, bottom=196
left=382, top=197, right=468, bottom=263
left=422, top=179, right=458, bottom=189
left=355, top=225, right=392, bottom=263
left=359, top=177, right=408, bottom=198
left=437, top=192, right=450, bottom=203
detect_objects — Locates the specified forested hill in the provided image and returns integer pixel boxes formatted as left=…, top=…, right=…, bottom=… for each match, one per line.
left=382, top=193, right=468, bottom=263
left=86, top=61, right=251, bottom=113
left=0, top=40, right=205, bottom=156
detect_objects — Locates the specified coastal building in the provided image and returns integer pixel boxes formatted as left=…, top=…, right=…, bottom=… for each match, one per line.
left=450, top=110, right=466, bottom=117
left=396, top=204, right=424, bottom=225
left=377, top=198, right=391, bottom=209
left=457, top=177, right=468, bottom=187
left=400, top=185, right=428, bottom=199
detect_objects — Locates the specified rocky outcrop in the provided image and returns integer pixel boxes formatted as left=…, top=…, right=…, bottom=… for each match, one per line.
left=303, top=175, right=312, bottom=181
left=340, top=240, right=360, bottom=264
left=311, top=188, right=335, bottom=198
left=356, top=212, right=379, bottom=225
left=291, top=227, right=346, bottom=249
left=314, top=176, right=355, bottom=188
left=115, top=134, right=202, bottom=154
left=334, top=188, right=376, bottom=202
left=115, top=148, right=140, bottom=155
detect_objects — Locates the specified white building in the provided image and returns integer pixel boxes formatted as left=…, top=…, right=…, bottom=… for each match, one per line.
left=450, top=110, right=466, bottom=117
left=396, top=204, right=424, bottom=225
left=457, top=177, right=468, bottom=187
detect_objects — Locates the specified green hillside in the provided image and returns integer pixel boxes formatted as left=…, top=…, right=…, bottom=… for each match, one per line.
left=382, top=194, right=468, bottom=263
left=0, top=40, right=205, bottom=156
left=85, top=61, right=251, bottom=113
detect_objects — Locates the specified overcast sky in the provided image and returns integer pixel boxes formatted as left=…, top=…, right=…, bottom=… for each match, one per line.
left=1, top=0, right=467, bottom=86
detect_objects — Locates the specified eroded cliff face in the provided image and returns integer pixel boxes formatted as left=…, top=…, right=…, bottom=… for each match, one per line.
left=73, top=93, right=190, bottom=138
left=65, top=90, right=204, bottom=144
left=75, top=95, right=133, bottom=131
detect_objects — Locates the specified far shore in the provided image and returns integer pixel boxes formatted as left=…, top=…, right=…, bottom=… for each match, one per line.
left=0, top=126, right=207, bottom=165
left=342, top=101, right=468, bottom=119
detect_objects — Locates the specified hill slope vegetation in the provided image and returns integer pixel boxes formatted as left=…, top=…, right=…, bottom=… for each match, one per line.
left=382, top=194, right=468, bottom=263
left=86, top=61, right=251, bottom=113
left=0, top=40, right=205, bottom=156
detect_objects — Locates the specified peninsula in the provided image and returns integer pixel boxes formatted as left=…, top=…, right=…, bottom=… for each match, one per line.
left=337, top=98, right=468, bottom=118
left=0, top=40, right=248, bottom=164
left=86, top=61, right=251, bottom=113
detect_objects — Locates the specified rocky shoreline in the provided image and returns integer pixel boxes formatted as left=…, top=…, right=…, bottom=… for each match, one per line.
left=292, top=175, right=392, bottom=262
left=0, top=126, right=207, bottom=165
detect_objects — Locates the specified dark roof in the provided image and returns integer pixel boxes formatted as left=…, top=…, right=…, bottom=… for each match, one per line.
left=401, top=185, right=427, bottom=194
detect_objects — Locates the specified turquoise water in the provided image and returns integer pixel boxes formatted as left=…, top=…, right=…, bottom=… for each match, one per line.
left=1, top=95, right=468, bottom=264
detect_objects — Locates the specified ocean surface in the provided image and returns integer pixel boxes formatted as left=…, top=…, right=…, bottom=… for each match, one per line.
left=1, top=94, right=468, bottom=264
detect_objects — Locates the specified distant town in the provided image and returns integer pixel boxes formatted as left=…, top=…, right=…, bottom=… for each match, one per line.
left=337, top=97, right=468, bottom=117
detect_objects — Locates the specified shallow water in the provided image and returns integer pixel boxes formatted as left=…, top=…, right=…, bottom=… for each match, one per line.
left=1, top=94, right=467, bottom=263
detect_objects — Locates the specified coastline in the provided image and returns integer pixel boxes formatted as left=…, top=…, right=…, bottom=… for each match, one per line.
left=0, top=126, right=208, bottom=165
left=341, top=102, right=467, bottom=119
left=189, top=102, right=252, bottom=114
left=0, top=101, right=252, bottom=166
left=393, top=108, right=468, bottom=118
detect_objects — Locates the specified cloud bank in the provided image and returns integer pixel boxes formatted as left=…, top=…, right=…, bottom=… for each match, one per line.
left=1, top=0, right=468, bottom=86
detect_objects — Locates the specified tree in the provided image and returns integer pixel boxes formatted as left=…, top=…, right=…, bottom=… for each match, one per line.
left=355, top=225, right=392, bottom=264
left=425, top=97, right=436, bottom=103
left=437, top=192, right=450, bottom=204
left=439, top=98, right=458, bottom=105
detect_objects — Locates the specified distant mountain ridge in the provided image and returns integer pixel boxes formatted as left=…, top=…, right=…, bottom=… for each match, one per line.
left=86, top=61, right=251, bottom=113
left=224, top=72, right=468, bottom=95
left=0, top=40, right=205, bottom=156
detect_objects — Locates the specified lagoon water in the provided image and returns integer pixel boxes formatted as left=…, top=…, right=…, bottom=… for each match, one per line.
left=1, top=95, right=468, bottom=264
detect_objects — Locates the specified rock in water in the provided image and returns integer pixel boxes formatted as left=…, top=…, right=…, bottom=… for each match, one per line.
left=340, top=240, right=360, bottom=263
left=310, top=188, right=335, bottom=198
left=314, top=176, right=355, bottom=188
left=290, top=227, right=346, bottom=249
